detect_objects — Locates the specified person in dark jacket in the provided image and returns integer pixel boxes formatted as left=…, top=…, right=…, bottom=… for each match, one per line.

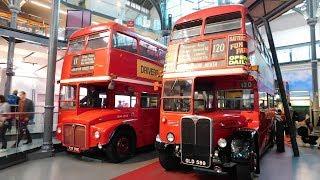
left=12, top=91, right=34, bottom=147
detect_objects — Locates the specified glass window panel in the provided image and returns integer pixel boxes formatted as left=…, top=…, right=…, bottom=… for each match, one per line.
left=277, top=49, right=291, bottom=63
left=292, top=46, right=310, bottom=61
left=217, top=89, right=254, bottom=110
left=59, top=85, right=76, bottom=109
left=115, top=95, right=136, bottom=108
left=141, top=93, right=158, bottom=108
left=79, top=85, right=107, bottom=108
left=87, top=31, right=110, bottom=50
left=171, top=20, right=202, bottom=40
left=139, top=41, right=159, bottom=61
left=163, top=79, right=192, bottom=97
left=68, top=37, right=85, bottom=53
left=113, top=32, right=137, bottom=53
left=205, top=12, right=242, bottom=34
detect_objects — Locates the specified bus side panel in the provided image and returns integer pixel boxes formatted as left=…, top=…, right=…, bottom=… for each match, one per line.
left=109, top=49, right=138, bottom=79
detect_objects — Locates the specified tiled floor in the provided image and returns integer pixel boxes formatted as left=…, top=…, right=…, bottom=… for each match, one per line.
left=0, top=145, right=319, bottom=180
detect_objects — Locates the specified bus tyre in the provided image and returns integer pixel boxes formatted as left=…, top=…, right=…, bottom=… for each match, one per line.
left=159, top=149, right=180, bottom=171
left=106, top=130, right=135, bottom=163
left=236, top=165, right=254, bottom=180
left=236, top=145, right=259, bottom=180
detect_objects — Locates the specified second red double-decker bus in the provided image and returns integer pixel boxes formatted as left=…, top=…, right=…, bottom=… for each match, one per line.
left=56, top=22, right=166, bottom=162
left=155, top=5, right=278, bottom=179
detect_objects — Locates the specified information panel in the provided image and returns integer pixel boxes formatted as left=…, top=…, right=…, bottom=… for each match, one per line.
left=177, top=41, right=209, bottom=63
left=228, top=34, right=248, bottom=66
left=71, top=54, right=95, bottom=73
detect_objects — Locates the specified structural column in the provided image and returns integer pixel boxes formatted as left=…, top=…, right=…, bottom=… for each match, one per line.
left=307, top=0, right=319, bottom=127
left=42, top=0, right=60, bottom=152
left=4, top=0, right=21, bottom=97
left=263, top=19, right=300, bottom=157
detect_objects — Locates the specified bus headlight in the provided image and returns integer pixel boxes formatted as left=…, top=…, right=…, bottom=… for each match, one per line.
left=167, top=132, right=175, bottom=142
left=218, top=138, right=227, bottom=148
left=57, top=127, right=62, bottom=134
left=94, top=131, right=100, bottom=139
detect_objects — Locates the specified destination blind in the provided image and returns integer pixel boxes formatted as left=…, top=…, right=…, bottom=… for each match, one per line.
left=177, top=41, right=209, bottom=63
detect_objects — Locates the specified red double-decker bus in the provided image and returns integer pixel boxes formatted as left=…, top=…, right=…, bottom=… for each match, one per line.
left=155, top=5, right=278, bottom=179
left=56, top=22, right=166, bottom=162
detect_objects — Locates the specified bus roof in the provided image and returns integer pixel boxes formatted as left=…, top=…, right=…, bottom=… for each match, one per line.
left=69, top=22, right=166, bottom=49
left=175, top=4, right=247, bottom=25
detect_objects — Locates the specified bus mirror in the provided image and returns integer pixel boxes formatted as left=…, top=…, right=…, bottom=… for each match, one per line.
left=154, top=81, right=162, bottom=91
left=108, top=81, right=115, bottom=90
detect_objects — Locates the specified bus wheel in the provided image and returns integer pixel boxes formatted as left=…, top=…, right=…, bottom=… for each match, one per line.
left=106, top=131, right=135, bottom=163
left=159, top=148, right=180, bottom=171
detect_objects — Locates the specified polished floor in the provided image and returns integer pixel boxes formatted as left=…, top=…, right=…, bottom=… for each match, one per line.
left=0, top=145, right=319, bottom=180
left=0, top=138, right=60, bottom=157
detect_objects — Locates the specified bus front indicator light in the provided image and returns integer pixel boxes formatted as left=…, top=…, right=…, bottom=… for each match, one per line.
left=57, top=127, right=62, bottom=134
left=161, top=117, right=167, bottom=123
left=94, top=131, right=100, bottom=139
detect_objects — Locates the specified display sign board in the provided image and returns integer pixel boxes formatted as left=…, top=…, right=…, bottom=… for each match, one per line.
left=228, top=34, right=248, bottom=66
left=137, top=59, right=162, bottom=81
left=212, top=38, right=226, bottom=60
left=177, top=41, right=209, bottom=63
left=71, top=54, right=95, bottom=74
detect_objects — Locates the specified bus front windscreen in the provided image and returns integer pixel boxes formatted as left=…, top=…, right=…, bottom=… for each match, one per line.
left=163, top=79, right=192, bottom=112
left=59, top=85, right=76, bottom=109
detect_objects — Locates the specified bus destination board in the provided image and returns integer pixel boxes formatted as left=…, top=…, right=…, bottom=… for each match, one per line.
left=177, top=41, right=209, bottom=63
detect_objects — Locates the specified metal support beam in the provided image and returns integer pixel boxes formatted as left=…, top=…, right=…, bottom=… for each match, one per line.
left=41, top=0, right=60, bottom=153
left=263, top=18, right=300, bottom=157
left=4, top=0, right=21, bottom=97
left=263, top=0, right=300, bottom=20
left=307, top=0, right=319, bottom=127
left=0, top=26, right=67, bottom=47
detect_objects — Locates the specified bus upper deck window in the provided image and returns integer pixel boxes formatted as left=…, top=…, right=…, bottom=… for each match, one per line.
left=68, top=37, right=85, bottom=53
left=139, top=40, right=159, bottom=61
left=171, top=19, right=202, bottom=40
left=113, top=32, right=137, bottom=53
left=87, top=31, right=110, bottom=50
left=205, top=12, right=242, bottom=35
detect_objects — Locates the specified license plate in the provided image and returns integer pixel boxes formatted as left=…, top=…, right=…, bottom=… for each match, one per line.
left=184, top=158, right=208, bottom=167
left=67, top=146, right=80, bottom=153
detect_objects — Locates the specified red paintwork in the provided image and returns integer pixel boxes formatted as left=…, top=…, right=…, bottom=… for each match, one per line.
left=159, top=5, right=275, bottom=156
left=56, top=22, right=166, bottom=152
